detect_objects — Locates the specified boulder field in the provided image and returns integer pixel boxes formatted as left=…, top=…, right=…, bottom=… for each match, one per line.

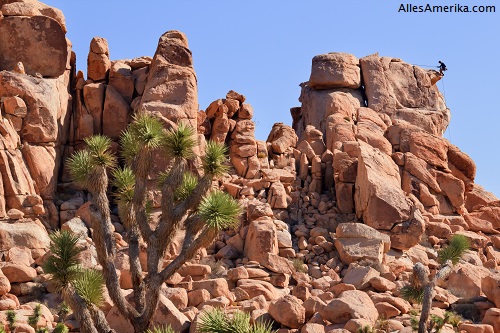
left=0, top=1, right=499, bottom=332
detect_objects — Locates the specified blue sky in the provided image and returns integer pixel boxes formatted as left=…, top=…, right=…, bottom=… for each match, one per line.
left=46, top=0, right=500, bottom=196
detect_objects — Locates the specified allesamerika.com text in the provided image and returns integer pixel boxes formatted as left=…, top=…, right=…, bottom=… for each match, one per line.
left=398, top=3, right=495, bottom=13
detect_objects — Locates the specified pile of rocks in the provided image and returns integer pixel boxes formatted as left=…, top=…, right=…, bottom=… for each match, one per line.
left=0, top=2, right=500, bottom=332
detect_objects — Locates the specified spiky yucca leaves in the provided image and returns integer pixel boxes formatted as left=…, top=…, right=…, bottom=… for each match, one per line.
left=163, top=123, right=196, bottom=159
left=430, top=314, right=445, bottom=333
left=438, top=234, right=470, bottom=265
left=28, top=304, right=42, bottom=328
left=112, top=167, right=135, bottom=204
left=121, top=114, right=165, bottom=164
left=84, top=135, right=116, bottom=167
left=229, top=311, right=252, bottom=333
left=203, top=141, right=229, bottom=176
left=400, top=284, right=425, bottom=304
left=53, top=323, right=70, bottom=333
left=67, top=150, right=93, bottom=187
left=174, top=172, right=199, bottom=201
left=197, top=308, right=275, bottom=333
left=145, top=325, right=176, bottom=333
left=6, top=309, right=16, bottom=331
left=73, top=269, right=105, bottom=307
left=198, top=191, right=242, bottom=231
left=43, top=230, right=82, bottom=290
left=197, top=308, right=232, bottom=333
left=67, top=135, right=116, bottom=189
left=250, top=322, right=276, bottom=333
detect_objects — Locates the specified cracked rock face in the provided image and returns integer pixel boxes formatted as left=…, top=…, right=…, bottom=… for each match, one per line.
left=0, top=15, right=68, bottom=77
left=0, top=2, right=499, bottom=331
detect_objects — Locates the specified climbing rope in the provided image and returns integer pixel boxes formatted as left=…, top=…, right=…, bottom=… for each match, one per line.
left=440, top=77, right=453, bottom=142
left=412, top=64, right=439, bottom=68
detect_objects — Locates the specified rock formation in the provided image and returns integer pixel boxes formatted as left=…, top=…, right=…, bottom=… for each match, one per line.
left=0, top=2, right=499, bottom=333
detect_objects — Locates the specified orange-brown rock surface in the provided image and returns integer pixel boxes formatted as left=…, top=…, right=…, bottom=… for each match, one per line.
left=0, top=2, right=499, bottom=332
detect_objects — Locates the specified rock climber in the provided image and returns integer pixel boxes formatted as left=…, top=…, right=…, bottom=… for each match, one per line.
left=438, top=61, right=447, bottom=75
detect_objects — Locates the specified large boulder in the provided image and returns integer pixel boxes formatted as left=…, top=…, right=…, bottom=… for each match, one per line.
left=139, top=30, right=197, bottom=126
left=269, top=295, right=305, bottom=328
left=482, top=273, right=500, bottom=308
left=297, top=86, right=364, bottom=143
left=360, top=54, right=447, bottom=116
left=267, top=123, right=298, bottom=154
left=309, top=53, right=361, bottom=89
left=319, top=290, right=378, bottom=325
left=354, top=142, right=411, bottom=230
left=87, top=37, right=111, bottom=81
left=335, top=223, right=390, bottom=265
left=244, top=217, right=279, bottom=263
left=0, top=220, right=50, bottom=251
left=0, top=15, right=68, bottom=77
left=0, top=70, right=71, bottom=144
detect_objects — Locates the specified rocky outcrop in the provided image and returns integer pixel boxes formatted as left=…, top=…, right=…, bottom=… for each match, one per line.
left=0, top=2, right=71, bottom=221
left=0, top=13, right=68, bottom=77
left=0, top=3, right=499, bottom=332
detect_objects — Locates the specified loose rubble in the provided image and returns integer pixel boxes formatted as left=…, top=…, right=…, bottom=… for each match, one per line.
left=0, top=2, right=498, bottom=333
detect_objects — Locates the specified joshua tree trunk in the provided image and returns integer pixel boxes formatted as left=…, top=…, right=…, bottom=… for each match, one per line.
left=89, top=305, right=115, bottom=333
left=62, top=287, right=98, bottom=333
left=417, top=261, right=453, bottom=333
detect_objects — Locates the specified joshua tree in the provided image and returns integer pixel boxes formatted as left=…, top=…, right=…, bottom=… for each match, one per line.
left=66, top=114, right=241, bottom=332
left=401, top=234, right=470, bottom=333
left=44, top=230, right=110, bottom=333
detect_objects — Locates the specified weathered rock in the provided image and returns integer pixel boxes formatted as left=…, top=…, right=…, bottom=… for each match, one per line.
left=268, top=182, right=290, bottom=209
left=237, top=279, right=280, bottom=301
left=83, top=83, right=106, bottom=135
left=102, top=85, right=130, bottom=139
left=360, top=54, right=447, bottom=118
left=267, top=123, right=298, bottom=154
left=21, top=144, right=58, bottom=199
left=0, top=269, right=11, bottom=296
left=87, top=37, right=110, bottom=81
left=0, top=220, right=50, bottom=251
left=0, top=69, right=71, bottom=144
left=0, top=16, right=68, bottom=77
left=269, top=295, right=305, bottom=329
left=336, top=223, right=391, bottom=252
left=458, top=323, right=494, bottom=333
left=465, top=185, right=498, bottom=212
left=297, top=86, right=364, bottom=143
left=342, top=264, right=380, bottom=290
left=354, top=142, right=411, bottom=230
left=390, top=207, right=425, bottom=250
left=309, top=53, right=361, bottom=89
left=1, top=263, right=37, bottom=283
left=109, top=61, right=134, bottom=103
left=106, top=294, right=189, bottom=333
left=244, top=217, right=279, bottom=263
left=482, top=273, right=500, bottom=308
left=191, top=278, right=231, bottom=299
left=139, top=30, right=197, bottom=125
left=320, top=290, right=378, bottom=325
left=3, top=96, right=27, bottom=118
left=482, top=308, right=500, bottom=333
left=335, top=238, right=384, bottom=265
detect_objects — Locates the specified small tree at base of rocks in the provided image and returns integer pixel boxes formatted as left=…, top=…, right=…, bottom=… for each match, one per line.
left=401, top=234, right=470, bottom=333
left=66, top=114, right=241, bottom=332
